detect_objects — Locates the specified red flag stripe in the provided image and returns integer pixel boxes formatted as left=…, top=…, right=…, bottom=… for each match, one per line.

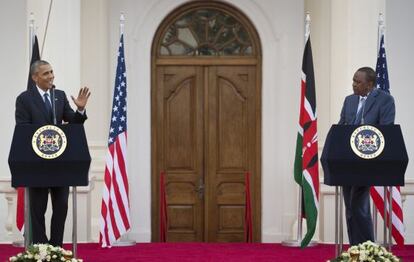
left=115, top=132, right=129, bottom=195
left=370, top=186, right=404, bottom=246
left=16, top=187, right=25, bottom=233
left=106, top=148, right=121, bottom=239
left=305, top=164, right=320, bottom=199
left=112, top=136, right=131, bottom=229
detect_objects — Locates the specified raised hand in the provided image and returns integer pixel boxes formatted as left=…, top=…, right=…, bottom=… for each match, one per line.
left=71, top=86, right=91, bottom=111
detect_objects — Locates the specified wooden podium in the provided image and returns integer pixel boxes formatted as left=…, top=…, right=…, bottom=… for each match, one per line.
left=8, top=124, right=91, bottom=258
left=321, top=124, right=408, bottom=256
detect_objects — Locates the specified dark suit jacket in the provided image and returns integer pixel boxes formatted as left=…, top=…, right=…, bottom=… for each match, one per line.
left=338, top=88, right=395, bottom=125
left=15, top=86, right=87, bottom=125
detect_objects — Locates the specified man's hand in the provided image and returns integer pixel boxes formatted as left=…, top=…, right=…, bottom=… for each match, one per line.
left=71, top=87, right=91, bottom=111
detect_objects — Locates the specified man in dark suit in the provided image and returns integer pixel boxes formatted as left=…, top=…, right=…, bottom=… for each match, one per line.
left=338, top=67, right=395, bottom=245
left=15, top=60, right=91, bottom=247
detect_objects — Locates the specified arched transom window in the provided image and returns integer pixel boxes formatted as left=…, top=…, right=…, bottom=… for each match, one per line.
left=159, top=8, right=255, bottom=56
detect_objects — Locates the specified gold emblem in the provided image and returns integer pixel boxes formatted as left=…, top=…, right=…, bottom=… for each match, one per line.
left=32, top=125, right=67, bottom=159
left=350, top=125, right=385, bottom=159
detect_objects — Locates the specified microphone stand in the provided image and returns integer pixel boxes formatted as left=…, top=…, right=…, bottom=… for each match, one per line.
left=52, top=85, right=57, bottom=125
left=52, top=85, right=79, bottom=257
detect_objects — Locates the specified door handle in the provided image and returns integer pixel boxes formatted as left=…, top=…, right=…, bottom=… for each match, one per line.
left=195, top=183, right=204, bottom=199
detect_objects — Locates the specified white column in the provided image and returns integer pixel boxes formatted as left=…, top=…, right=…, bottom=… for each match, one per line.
left=330, top=0, right=385, bottom=123
left=0, top=0, right=27, bottom=244
left=80, top=0, right=110, bottom=241
left=306, top=0, right=385, bottom=243
left=27, top=0, right=81, bottom=103
left=387, top=0, right=414, bottom=242
left=304, top=0, right=332, bottom=143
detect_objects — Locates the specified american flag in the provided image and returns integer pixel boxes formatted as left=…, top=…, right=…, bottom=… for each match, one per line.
left=100, top=34, right=131, bottom=248
left=375, top=35, right=390, bottom=92
left=370, top=33, right=405, bottom=246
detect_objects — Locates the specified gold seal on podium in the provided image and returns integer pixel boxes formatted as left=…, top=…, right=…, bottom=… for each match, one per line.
left=32, top=125, right=67, bottom=159
left=350, top=125, right=385, bottom=159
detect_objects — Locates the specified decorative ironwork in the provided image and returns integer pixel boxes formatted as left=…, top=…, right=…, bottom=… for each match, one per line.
left=160, top=9, right=253, bottom=56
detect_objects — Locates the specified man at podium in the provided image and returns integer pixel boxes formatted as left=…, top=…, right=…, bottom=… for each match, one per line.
left=15, top=60, right=91, bottom=247
left=338, top=67, right=395, bottom=245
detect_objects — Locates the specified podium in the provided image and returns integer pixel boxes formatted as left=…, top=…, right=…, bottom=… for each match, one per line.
left=8, top=124, right=91, bottom=257
left=321, top=125, right=408, bottom=255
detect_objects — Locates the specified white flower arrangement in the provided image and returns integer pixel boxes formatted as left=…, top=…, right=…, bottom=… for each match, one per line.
left=9, top=243, right=83, bottom=262
left=330, top=241, right=400, bottom=262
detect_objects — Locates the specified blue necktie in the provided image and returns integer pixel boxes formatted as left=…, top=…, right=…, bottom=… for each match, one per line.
left=43, top=93, right=53, bottom=121
left=354, top=97, right=366, bottom=125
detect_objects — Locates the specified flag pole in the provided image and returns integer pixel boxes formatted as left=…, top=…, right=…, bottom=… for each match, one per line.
left=110, top=13, right=135, bottom=247
left=282, top=12, right=317, bottom=247
left=377, top=13, right=385, bottom=51
left=372, top=13, right=384, bottom=242
left=378, top=13, right=392, bottom=249
left=372, top=12, right=404, bottom=248
left=120, top=12, right=125, bottom=36
left=21, top=13, right=36, bottom=250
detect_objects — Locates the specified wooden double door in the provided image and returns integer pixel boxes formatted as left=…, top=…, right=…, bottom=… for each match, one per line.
left=152, top=65, right=260, bottom=242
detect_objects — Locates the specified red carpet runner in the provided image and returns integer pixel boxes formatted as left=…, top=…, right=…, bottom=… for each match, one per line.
left=1, top=243, right=414, bottom=261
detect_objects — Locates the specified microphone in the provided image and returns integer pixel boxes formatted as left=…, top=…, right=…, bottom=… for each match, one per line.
left=52, top=85, right=57, bottom=125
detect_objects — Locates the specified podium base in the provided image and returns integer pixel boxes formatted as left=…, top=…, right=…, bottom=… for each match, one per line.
left=111, top=239, right=137, bottom=247
left=281, top=239, right=318, bottom=247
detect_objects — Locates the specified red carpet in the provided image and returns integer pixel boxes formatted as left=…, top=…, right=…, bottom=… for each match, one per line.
left=1, top=243, right=413, bottom=261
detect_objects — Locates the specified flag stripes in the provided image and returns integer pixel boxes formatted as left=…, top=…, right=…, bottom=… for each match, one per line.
left=371, top=186, right=404, bottom=245
left=294, top=29, right=319, bottom=248
left=100, top=118, right=130, bottom=247
left=100, top=34, right=131, bottom=248
left=371, top=32, right=404, bottom=246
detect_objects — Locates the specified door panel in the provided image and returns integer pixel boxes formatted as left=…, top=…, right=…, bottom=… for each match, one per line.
left=153, top=65, right=259, bottom=242
left=206, top=66, right=257, bottom=242
left=155, top=66, right=204, bottom=242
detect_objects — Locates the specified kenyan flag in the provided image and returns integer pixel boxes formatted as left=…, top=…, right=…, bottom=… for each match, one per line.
left=293, top=32, right=319, bottom=248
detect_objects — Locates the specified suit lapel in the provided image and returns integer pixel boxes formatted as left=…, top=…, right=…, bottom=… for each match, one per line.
left=363, top=89, right=379, bottom=117
left=350, top=95, right=360, bottom=124
left=30, top=87, right=51, bottom=123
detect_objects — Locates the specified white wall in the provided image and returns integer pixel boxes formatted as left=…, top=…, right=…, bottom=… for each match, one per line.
left=0, top=0, right=27, bottom=243
left=307, top=0, right=414, bottom=243
left=0, top=0, right=27, bottom=177
left=0, top=0, right=85, bottom=243
left=1, top=0, right=413, bottom=244
left=105, top=0, right=304, bottom=242
left=27, top=0, right=81, bottom=98
left=387, top=0, right=414, bottom=179
left=387, top=0, right=414, bottom=242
